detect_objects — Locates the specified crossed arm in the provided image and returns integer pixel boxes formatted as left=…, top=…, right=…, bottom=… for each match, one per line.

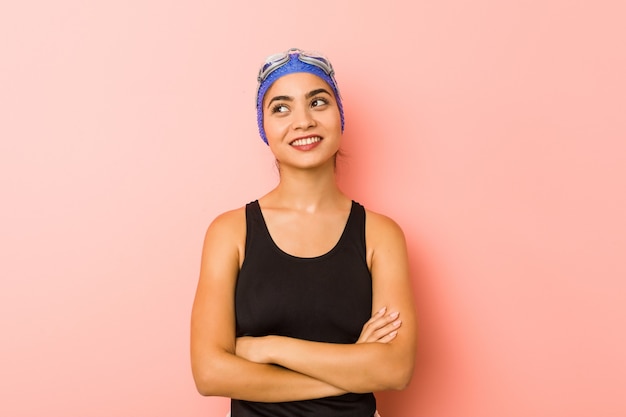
left=190, top=208, right=416, bottom=401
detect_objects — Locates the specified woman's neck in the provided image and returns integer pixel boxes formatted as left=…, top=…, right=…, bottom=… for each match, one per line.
left=264, top=165, right=347, bottom=212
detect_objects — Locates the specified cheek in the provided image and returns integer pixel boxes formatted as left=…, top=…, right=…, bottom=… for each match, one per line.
left=262, top=113, right=274, bottom=135
left=263, top=114, right=288, bottom=141
left=325, top=108, right=342, bottom=132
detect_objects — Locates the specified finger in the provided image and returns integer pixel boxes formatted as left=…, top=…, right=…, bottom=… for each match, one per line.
left=357, top=308, right=401, bottom=343
left=360, top=322, right=401, bottom=344
left=365, top=307, right=387, bottom=325
left=364, top=311, right=400, bottom=333
left=377, top=330, right=398, bottom=343
left=357, top=308, right=389, bottom=339
left=370, top=319, right=402, bottom=341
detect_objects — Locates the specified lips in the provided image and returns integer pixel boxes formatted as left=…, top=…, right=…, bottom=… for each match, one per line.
left=290, top=136, right=322, bottom=146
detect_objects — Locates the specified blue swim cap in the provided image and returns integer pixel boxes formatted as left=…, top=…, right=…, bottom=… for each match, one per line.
left=256, top=50, right=344, bottom=145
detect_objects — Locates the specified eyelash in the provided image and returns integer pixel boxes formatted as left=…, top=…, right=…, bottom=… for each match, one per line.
left=311, top=97, right=328, bottom=107
left=271, top=104, right=288, bottom=114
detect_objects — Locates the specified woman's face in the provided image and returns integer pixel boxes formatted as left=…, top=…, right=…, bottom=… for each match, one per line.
left=262, top=72, right=342, bottom=170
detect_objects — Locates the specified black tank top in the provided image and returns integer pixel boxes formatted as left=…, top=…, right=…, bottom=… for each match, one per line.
left=232, top=200, right=376, bottom=417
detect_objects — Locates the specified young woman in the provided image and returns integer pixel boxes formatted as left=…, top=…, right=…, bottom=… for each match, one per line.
left=191, top=48, right=417, bottom=417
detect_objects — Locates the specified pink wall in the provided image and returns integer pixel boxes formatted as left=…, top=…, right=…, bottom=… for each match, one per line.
left=1, top=1, right=624, bottom=416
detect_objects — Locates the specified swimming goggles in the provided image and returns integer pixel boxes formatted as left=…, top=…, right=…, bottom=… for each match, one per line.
left=257, top=48, right=337, bottom=84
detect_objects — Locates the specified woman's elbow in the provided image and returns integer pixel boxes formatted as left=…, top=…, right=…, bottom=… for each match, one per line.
left=192, top=369, right=219, bottom=396
left=195, top=383, right=211, bottom=397
left=390, top=366, right=414, bottom=390
left=191, top=344, right=238, bottom=396
left=191, top=358, right=229, bottom=397
left=383, top=358, right=415, bottom=391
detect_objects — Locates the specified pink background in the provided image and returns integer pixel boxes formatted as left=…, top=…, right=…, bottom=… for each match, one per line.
left=1, top=1, right=625, bottom=416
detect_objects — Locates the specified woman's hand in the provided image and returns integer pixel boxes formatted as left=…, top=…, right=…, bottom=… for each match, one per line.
left=356, top=307, right=401, bottom=344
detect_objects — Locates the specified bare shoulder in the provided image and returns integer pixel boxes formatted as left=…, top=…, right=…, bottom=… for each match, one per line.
left=364, top=208, right=408, bottom=270
left=205, top=206, right=246, bottom=239
left=364, top=208, right=407, bottom=246
left=201, top=206, right=247, bottom=267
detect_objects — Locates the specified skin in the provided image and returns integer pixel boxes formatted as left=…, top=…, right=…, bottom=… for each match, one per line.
left=190, top=72, right=417, bottom=401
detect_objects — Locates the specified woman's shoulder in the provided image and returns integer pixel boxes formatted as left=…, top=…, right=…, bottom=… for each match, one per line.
left=204, top=205, right=248, bottom=244
left=199, top=204, right=250, bottom=267
left=363, top=207, right=409, bottom=272
left=211, top=205, right=247, bottom=225
left=364, top=207, right=407, bottom=246
left=364, top=207, right=405, bottom=233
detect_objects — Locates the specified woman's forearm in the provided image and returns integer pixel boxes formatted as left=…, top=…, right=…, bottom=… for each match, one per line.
left=193, top=349, right=347, bottom=402
left=247, top=336, right=414, bottom=393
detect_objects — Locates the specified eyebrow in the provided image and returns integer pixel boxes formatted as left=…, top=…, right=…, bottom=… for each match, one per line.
left=306, top=88, right=332, bottom=99
left=267, top=95, right=292, bottom=108
left=266, top=88, right=333, bottom=108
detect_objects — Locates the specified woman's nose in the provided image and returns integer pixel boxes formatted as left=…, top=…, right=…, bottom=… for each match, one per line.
left=292, top=107, right=316, bottom=130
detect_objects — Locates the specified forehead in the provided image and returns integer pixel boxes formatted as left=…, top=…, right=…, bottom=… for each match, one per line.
left=264, top=72, right=333, bottom=98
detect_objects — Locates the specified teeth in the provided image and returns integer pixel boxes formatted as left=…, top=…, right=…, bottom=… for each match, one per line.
left=291, top=136, right=321, bottom=146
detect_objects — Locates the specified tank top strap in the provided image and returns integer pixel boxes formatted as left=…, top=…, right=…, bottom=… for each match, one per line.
left=244, top=200, right=267, bottom=256
left=342, top=200, right=367, bottom=264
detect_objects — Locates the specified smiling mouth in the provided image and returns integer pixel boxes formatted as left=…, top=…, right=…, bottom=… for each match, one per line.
left=290, top=136, right=322, bottom=146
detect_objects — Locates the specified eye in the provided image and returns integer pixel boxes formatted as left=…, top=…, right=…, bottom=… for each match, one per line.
left=311, top=97, right=329, bottom=108
left=271, top=103, right=289, bottom=114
